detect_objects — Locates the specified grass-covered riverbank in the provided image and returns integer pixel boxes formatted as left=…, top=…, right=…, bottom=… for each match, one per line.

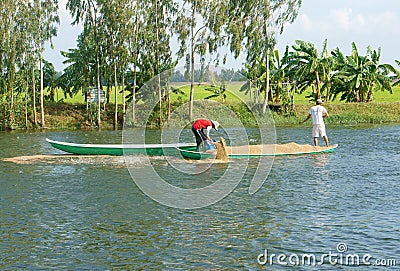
left=36, top=101, right=400, bottom=130
left=3, top=84, right=400, bottom=130
left=274, top=102, right=400, bottom=126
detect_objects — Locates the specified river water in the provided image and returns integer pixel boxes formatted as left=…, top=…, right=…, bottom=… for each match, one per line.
left=1, top=125, right=399, bottom=270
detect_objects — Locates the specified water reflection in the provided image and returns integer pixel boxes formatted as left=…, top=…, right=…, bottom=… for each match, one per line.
left=311, top=153, right=330, bottom=168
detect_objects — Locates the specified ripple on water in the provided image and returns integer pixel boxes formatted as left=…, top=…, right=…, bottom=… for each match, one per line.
left=0, top=126, right=400, bottom=270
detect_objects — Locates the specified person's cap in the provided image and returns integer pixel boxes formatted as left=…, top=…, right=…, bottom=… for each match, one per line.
left=211, top=120, right=219, bottom=130
left=316, top=99, right=323, bottom=105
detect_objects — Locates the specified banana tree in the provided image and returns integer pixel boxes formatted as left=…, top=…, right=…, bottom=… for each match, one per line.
left=286, top=39, right=327, bottom=100
left=59, top=32, right=96, bottom=99
left=269, top=48, right=290, bottom=103
left=331, top=43, right=398, bottom=102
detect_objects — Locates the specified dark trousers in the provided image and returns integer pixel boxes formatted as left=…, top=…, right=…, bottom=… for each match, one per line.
left=192, top=126, right=207, bottom=152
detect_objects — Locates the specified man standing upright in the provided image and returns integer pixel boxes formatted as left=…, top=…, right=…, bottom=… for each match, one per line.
left=303, top=99, right=329, bottom=147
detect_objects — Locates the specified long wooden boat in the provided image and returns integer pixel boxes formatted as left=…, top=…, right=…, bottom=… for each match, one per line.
left=46, top=138, right=196, bottom=156
left=177, top=144, right=338, bottom=160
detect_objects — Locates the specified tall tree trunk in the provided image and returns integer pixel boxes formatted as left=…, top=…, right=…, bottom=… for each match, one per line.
left=131, top=7, right=139, bottom=126
left=96, top=52, right=101, bottom=126
left=90, top=6, right=101, bottom=127
left=122, top=72, right=125, bottom=124
left=132, top=64, right=137, bottom=125
left=38, top=1, right=45, bottom=127
left=106, top=84, right=111, bottom=105
left=114, top=62, right=118, bottom=130
left=167, top=80, right=171, bottom=123
left=262, top=1, right=270, bottom=114
left=158, top=74, right=162, bottom=126
left=40, top=52, right=45, bottom=127
left=155, top=0, right=162, bottom=127
left=32, top=65, right=37, bottom=125
left=262, top=52, right=269, bottom=113
left=262, top=49, right=270, bottom=113
left=189, top=4, right=196, bottom=122
left=25, top=78, right=29, bottom=129
left=7, top=32, right=17, bottom=127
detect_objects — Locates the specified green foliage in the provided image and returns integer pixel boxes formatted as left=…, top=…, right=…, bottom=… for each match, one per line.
left=2, top=0, right=400, bottom=130
left=0, top=0, right=58, bottom=129
left=285, top=39, right=328, bottom=99
left=225, top=0, right=302, bottom=66
left=204, top=82, right=227, bottom=103
left=241, top=39, right=400, bottom=107
left=330, top=43, right=398, bottom=102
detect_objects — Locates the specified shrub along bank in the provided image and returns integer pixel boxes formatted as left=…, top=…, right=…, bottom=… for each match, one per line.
left=2, top=101, right=400, bottom=131
left=21, top=102, right=400, bottom=132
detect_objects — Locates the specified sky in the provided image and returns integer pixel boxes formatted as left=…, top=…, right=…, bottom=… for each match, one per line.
left=44, top=0, right=400, bottom=72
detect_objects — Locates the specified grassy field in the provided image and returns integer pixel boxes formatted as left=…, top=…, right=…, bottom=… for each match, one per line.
left=52, top=83, right=400, bottom=105
left=51, top=82, right=248, bottom=104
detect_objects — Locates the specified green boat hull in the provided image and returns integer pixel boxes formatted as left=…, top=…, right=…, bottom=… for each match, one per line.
left=178, top=144, right=338, bottom=160
left=177, top=149, right=217, bottom=160
left=46, top=138, right=196, bottom=156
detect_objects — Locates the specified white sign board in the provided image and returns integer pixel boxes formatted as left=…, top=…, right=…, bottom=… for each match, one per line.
left=86, top=87, right=105, bottom=103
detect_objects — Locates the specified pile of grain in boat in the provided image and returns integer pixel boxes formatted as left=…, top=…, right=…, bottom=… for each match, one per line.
left=226, top=142, right=331, bottom=155
left=274, top=142, right=322, bottom=154
left=214, top=137, right=229, bottom=161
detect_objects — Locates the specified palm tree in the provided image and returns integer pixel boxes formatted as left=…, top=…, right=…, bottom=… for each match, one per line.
left=286, top=40, right=327, bottom=100
left=59, top=35, right=94, bottom=99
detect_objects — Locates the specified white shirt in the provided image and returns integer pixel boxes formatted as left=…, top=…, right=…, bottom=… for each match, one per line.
left=308, top=105, right=327, bottom=125
left=205, top=126, right=212, bottom=137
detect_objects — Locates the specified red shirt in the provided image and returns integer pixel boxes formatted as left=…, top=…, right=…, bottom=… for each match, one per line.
left=192, top=119, right=213, bottom=130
